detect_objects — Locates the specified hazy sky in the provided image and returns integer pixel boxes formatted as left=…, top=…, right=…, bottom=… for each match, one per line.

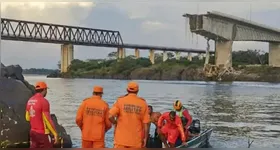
left=1, top=0, right=280, bottom=69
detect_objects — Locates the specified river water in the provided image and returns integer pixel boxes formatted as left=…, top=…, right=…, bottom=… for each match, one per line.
left=24, top=74, right=280, bottom=148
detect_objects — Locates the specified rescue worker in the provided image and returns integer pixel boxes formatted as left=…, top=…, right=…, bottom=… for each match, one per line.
left=173, top=100, right=193, bottom=144
left=109, top=81, right=150, bottom=148
left=25, top=81, right=58, bottom=148
left=173, top=100, right=192, bottom=130
left=157, top=111, right=186, bottom=148
left=76, top=86, right=112, bottom=148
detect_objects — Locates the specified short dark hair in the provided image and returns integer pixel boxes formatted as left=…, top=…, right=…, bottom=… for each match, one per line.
left=127, top=89, right=138, bottom=94
left=148, top=105, right=153, bottom=111
left=35, top=89, right=44, bottom=93
left=169, top=111, right=176, bottom=117
left=93, top=92, right=103, bottom=95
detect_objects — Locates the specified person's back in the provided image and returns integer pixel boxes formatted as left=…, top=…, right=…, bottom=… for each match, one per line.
left=112, top=94, right=149, bottom=147
left=27, top=93, right=45, bottom=133
left=76, top=86, right=111, bottom=148
left=109, top=81, right=150, bottom=148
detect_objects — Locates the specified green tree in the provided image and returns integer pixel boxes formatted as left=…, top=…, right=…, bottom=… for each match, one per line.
left=107, top=51, right=118, bottom=59
left=155, top=53, right=163, bottom=64
left=167, top=52, right=174, bottom=59
left=62, top=50, right=269, bottom=79
left=57, top=61, right=61, bottom=70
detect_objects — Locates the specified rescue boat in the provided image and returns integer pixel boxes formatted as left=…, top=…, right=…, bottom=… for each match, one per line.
left=176, top=128, right=213, bottom=148
left=147, top=119, right=213, bottom=148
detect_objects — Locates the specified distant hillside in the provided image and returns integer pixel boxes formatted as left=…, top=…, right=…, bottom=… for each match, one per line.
left=23, top=68, right=58, bottom=75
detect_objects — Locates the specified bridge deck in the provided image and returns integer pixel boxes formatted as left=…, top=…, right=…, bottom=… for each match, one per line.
left=206, top=11, right=280, bottom=35
left=183, top=11, right=280, bottom=42
left=184, top=11, right=280, bottom=35
left=123, top=43, right=214, bottom=53
left=1, top=17, right=213, bottom=53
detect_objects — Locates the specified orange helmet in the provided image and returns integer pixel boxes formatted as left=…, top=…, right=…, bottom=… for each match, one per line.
left=173, top=100, right=182, bottom=111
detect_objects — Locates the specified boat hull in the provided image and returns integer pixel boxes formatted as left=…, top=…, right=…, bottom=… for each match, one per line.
left=176, top=128, right=213, bottom=148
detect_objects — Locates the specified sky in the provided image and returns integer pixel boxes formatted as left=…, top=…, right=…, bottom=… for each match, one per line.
left=1, top=0, right=280, bottom=69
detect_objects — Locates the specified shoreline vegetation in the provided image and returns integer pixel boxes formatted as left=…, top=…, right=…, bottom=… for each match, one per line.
left=23, top=68, right=58, bottom=75
left=25, top=50, right=280, bottom=82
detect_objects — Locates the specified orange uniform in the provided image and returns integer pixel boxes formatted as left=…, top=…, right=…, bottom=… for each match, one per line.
left=76, top=86, right=112, bottom=148
left=109, top=82, right=150, bottom=148
left=158, top=112, right=185, bottom=144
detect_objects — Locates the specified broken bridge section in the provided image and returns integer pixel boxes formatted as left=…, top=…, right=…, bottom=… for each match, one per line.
left=183, top=11, right=280, bottom=67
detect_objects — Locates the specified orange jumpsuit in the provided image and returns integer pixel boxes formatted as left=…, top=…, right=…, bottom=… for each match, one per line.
left=76, top=95, right=112, bottom=148
left=158, top=112, right=186, bottom=144
left=109, top=93, right=150, bottom=148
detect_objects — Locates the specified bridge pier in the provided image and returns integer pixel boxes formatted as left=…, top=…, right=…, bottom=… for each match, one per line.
left=175, top=52, right=181, bottom=60
left=149, top=49, right=155, bottom=64
left=215, top=40, right=233, bottom=68
left=163, top=51, right=168, bottom=62
left=269, top=42, right=280, bottom=67
left=187, top=52, right=192, bottom=61
left=60, top=44, right=74, bottom=73
left=117, top=48, right=125, bottom=59
left=135, top=48, right=140, bottom=59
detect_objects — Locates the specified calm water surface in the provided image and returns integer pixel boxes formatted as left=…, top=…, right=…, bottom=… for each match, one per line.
left=24, top=74, right=280, bottom=148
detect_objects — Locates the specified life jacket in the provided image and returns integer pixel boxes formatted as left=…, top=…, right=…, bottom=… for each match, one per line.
left=174, top=106, right=186, bottom=117
left=174, top=106, right=188, bottom=126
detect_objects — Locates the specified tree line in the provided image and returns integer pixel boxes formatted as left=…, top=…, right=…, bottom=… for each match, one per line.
left=23, top=68, right=58, bottom=75
left=65, top=49, right=268, bottom=70
left=53, top=49, right=267, bottom=77
left=24, top=49, right=268, bottom=75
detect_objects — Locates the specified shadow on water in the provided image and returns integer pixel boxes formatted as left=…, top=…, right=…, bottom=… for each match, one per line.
left=24, top=75, right=280, bottom=148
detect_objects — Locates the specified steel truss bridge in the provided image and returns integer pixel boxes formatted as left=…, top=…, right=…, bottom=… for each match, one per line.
left=1, top=18, right=213, bottom=53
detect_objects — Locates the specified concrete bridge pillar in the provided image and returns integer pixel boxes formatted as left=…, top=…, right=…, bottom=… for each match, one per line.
left=175, top=52, right=181, bottom=60
left=123, top=48, right=126, bottom=58
left=135, top=48, right=140, bottom=59
left=163, top=51, right=168, bottom=62
left=117, top=48, right=125, bottom=59
left=149, top=49, right=155, bottom=64
left=269, top=42, right=280, bottom=67
left=215, top=40, right=233, bottom=68
left=187, top=52, right=192, bottom=61
left=60, top=44, right=74, bottom=73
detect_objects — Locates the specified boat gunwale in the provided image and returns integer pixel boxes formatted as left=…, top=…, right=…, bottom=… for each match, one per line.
left=176, top=128, right=213, bottom=148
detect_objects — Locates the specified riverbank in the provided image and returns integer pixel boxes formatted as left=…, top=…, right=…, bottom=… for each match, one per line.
left=47, top=60, right=280, bottom=83
left=53, top=65, right=280, bottom=82
left=47, top=50, right=280, bottom=82
left=23, top=68, right=58, bottom=75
